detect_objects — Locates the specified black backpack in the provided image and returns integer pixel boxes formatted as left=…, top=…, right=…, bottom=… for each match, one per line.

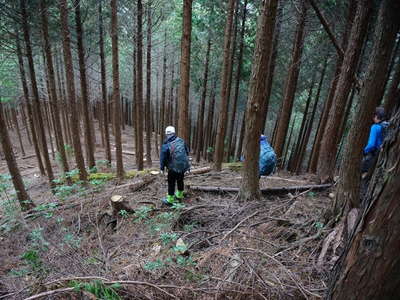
left=380, top=121, right=389, bottom=141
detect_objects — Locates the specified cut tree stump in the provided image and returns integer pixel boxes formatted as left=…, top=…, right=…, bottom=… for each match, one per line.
left=188, top=183, right=332, bottom=196
left=110, top=195, right=135, bottom=217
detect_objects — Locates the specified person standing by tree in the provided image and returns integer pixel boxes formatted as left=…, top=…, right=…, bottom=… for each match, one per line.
left=160, top=126, right=190, bottom=206
left=361, top=107, right=389, bottom=178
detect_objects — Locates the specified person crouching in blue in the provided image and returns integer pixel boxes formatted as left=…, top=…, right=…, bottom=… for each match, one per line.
left=361, top=107, right=389, bottom=178
left=160, top=126, right=190, bottom=206
left=259, top=135, right=277, bottom=177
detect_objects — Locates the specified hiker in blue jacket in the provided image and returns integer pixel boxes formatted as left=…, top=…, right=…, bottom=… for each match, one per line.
left=259, top=135, right=277, bottom=177
left=361, top=107, right=389, bottom=176
left=160, top=126, right=190, bottom=205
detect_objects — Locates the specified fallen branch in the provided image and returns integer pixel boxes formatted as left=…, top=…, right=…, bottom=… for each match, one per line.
left=220, top=211, right=259, bottom=242
left=188, top=183, right=332, bottom=195
left=24, top=287, right=74, bottom=300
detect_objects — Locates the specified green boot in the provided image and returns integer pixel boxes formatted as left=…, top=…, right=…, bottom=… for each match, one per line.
left=162, top=194, right=175, bottom=206
left=175, top=190, right=184, bottom=200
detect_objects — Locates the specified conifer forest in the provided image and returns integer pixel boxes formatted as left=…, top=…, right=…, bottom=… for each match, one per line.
left=0, top=0, right=399, bottom=298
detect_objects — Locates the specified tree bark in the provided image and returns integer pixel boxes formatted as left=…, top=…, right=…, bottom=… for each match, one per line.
left=273, top=1, right=307, bottom=161
left=59, top=0, right=88, bottom=182
left=238, top=0, right=278, bottom=201
left=0, top=102, right=33, bottom=210
left=177, top=0, right=193, bottom=142
left=328, top=110, right=400, bottom=299
left=334, top=0, right=400, bottom=215
left=11, top=108, right=25, bottom=157
left=203, top=80, right=217, bottom=161
left=75, top=0, right=95, bottom=169
left=384, top=59, right=400, bottom=118
left=159, top=31, right=167, bottom=146
left=317, top=0, right=372, bottom=183
left=213, top=0, right=236, bottom=171
left=20, top=0, right=54, bottom=186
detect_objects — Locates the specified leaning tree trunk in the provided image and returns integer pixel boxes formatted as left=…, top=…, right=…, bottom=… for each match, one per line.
left=60, top=0, right=88, bottom=182
left=273, top=1, right=307, bottom=161
left=177, top=0, right=193, bottom=142
left=317, top=0, right=372, bottom=183
left=334, top=0, right=400, bottom=216
left=328, top=108, right=400, bottom=299
left=111, top=0, right=124, bottom=179
left=0, top=102, right=33, bottom=211
left=20, top=0, right=54, bottom=186
left=238, top=0, right=278, bottom=201
left=75, top=0, right=95, bottom=169
left=213, top=0, right=236, bottom=171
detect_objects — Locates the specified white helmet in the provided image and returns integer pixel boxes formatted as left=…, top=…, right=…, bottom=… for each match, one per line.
left=165, top=126, right=175, bottom=135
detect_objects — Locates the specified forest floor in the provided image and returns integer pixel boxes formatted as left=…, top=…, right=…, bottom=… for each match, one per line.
left=0, top=125, right=336, bottom=299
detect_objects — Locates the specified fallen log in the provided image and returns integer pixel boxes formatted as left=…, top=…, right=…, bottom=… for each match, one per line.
left=190, top=166, right=211, bottom=175
left=188, top=183, right=332, bottom=196
left=114, top=176, right=155, bottom=191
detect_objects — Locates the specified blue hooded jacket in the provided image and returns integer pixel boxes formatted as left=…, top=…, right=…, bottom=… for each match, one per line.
left=364, top=123, right=384, bottom=154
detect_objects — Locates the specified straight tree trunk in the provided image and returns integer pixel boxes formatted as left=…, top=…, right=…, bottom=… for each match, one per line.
left=334, top=0, right=400, bottom=214
left=227, top=0, right=248, bottom=160
left=40, top=0, right=70, bottom=177
left=99, top=2, right=112, bottom=164
left=177, top=0, right=193, bottom=142
left=273, top=1, right=307, bottom=160
left=235, top=111, right=245, bottom=160
left=75, top=0, right=95, bottom=169
left=203, top=80, right=217, bottom=160
left=0, top=102, right=33, bottom=210
left=328, top=109, right=400, bottom=299
left=59, top=0, right=88, bottom=182
left=317, top=0, right=372, bottom=183
left=213, top=0, right=236, bottom=171
left=20, top=0, right=54, bottom=186
left=195, top=39, right=211, bottom=163
left=135, top=0, right=144, bottom=171
left=238, top=0, right=278, bottom=201
left=282, top=115, right=297, bottom=169
left=111, top=0, right=124, bottom=179
left=20, top=105, right=32, bottom=146
left=159, top=31, right=167, bottom=146
left=145, top=2, right=153, bottom=167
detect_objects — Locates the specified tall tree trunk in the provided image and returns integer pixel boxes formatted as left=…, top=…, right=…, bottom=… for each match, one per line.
left=195, top=39, right=211, bottom=163
left=177, top=0, right=193, bottom=142
left=317, top=0, right=372, bottom=183
left=110, top=0, right=124, bottom=179
left=145, top=2, right=153, bottom=167
left=328, top=109, right=400, bottom=299
left=135, top=0, right=144, bottom=171
left=59, top=0, right=88, bottom=182
left=273, top=1, right=307, bottom=160
left=203, top=80, right=217, bottom=161
left=159, top=31, right=167, bottom=146
left=309, top=0, right=357, bottom=173
left=334, top=0, right=400, bottom=215
left=282, top=115, right=297, bottom=169
left=20, top=0, right=54, bottom=186
left=213, top=0, right=236, bottom=171
left=235, top=111, right=245, bottom=160
left=227, top=0, right=248, bottom=160
left=0, top=102, right=33, bottom=210
left=99, top=2, right=112, bottom=164
left=40, top=0, right=70, bottom=177
left=75, top=0, right=95, bottom=169
left=20, top=105, right=32, bottom=146
left=238, top=0, right=278, bottom=201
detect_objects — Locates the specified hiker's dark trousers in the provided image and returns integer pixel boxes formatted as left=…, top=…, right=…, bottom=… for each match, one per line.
left=361, top=151, right=378, bottom=173
left=168, top=170, right=184, bottom=196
